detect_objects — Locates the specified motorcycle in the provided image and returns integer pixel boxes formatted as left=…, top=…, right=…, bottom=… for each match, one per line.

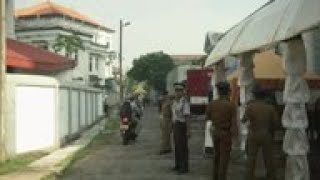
left=120, top=115, right=130, bottom=145
left=120, top=115, right=138, bottom=145
left=119, top=101, right=137, bottom=145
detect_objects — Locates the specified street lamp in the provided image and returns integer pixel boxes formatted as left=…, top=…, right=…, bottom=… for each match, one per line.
left=119, top=19, right=130, bottom=102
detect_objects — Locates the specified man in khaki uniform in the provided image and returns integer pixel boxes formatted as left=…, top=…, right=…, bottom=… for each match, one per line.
left=242, top=85, right=278, bottom=180
left=206, top=82, right=237, bottom=180
left=159, top=94, right=174, bottom=155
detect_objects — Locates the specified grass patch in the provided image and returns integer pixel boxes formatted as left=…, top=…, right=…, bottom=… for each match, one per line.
left=59, top=113, right=119, bottom=176
left=41, top=174, right=56, bottom=180
left=105, top=118, right=119, bottom=131
left=0, top=152, right=48, bottom=175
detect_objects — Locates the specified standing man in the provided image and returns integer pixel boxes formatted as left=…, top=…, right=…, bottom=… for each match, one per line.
left=103, top=95, right=108, bottom=117
left=206, top=81, right=237, bottom=180
left=159, top=94, right=174, bottom=155
left=158, top=91, right=168, bottom=113
left=242, top=85, right=278, bottom=180
left=172, top=82, right=191, bottom=174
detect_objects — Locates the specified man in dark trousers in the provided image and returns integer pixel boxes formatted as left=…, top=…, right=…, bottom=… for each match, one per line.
left=172, top=82, right=191, bottom=174
left=206, top=81, right=237, bottom=180
left=242, top=84, right=278, bottom=180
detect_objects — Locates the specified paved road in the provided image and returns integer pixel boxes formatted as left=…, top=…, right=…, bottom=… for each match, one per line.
left=59, top=106, right=283, bottom=180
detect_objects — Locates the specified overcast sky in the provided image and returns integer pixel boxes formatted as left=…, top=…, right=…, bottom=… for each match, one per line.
left=15, top=0, right=269, bottom=69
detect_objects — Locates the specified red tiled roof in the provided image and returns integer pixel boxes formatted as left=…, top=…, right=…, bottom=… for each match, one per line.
left=7, top=39, right=76, bottom=73
left=15, top=2, right=114, bottom=31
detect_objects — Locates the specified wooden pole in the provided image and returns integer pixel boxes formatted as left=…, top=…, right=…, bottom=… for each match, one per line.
left=119, top=19, right=123, bottom=103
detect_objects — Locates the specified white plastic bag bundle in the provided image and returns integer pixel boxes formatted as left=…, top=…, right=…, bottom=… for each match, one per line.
left=282, top=103, right=308, bottom=129
left=283, top=76, right=310, bottom=103
left=283, top=129, right=309, bottom=156
left=303, top=28, right=320, bottom=74
left=281, top=39, right=310, bottom=180
left=281, top=38, right=307, bottom=76
left=204, top=121, right=213, bottom=148
left=239, top=86, right=254, bottom=104
left=239, top=53, right=255, bottom=86
left=285, top=156, right=310, bottom=180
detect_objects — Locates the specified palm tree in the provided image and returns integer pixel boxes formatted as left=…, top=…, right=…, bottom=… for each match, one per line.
left=53, top=33, right=85, bottom=59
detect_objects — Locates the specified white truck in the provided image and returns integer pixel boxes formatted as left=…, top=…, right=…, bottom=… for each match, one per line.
left=166, top=65, right=200, bottom=94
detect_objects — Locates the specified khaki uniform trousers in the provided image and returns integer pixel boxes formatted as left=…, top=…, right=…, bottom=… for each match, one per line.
left=212, top=130, right=232, bottom=180
left=247, top=132, right=275, bottom=180
left=160, top=116, right=172, bottom=152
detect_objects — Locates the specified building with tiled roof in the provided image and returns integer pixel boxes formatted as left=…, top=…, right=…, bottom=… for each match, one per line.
left=15, top=1, right=114, bottom=32
left=14, top=1, right=116, bottom=86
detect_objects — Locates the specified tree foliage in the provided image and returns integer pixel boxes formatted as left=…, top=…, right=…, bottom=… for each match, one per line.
left=53, top=33, right=85, bottom=58
left=127, top=52, right=174, bottom=92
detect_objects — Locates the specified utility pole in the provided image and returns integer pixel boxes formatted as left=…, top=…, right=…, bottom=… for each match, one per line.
left=119, top=19, right=130, bottom=102
left=119, top=19, right=123, bottom=102
left=0, top=0, right=6, bottom=161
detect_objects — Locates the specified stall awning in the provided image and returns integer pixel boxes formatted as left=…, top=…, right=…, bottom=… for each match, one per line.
left=227, top=51, right=320, bottom=81
left=205, top=0, right=320, bottom=67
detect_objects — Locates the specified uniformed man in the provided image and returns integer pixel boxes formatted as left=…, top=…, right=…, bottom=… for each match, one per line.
left=158, top=91, right=168, bottom=113
left=172, top=82, right=191, bottom=174
left=159, top=94, right=174, bottom=155
left=206, top=81, right=237, bottom=180
left=242, top=84, right=278, bottom=180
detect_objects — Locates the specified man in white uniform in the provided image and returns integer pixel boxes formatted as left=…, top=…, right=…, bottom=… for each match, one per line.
left=172, top=82, right=191, bottom=174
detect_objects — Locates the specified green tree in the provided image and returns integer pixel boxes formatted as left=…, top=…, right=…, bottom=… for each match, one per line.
left=53, top=33, right=85, bottom=58
left=127, top=52, right=174, bottom=92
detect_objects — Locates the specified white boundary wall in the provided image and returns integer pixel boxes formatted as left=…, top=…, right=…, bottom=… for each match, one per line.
left=58, top=84, right=103, bottom=145
left=5, top=75, right=104, bottom=158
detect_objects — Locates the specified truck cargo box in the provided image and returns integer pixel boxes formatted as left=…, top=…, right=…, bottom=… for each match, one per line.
left=166, top=65, right=200, bottom=94
left=187, top=69, right=213, bottom=115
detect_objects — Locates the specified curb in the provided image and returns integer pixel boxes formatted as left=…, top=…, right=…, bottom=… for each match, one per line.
left=0, top=120, right=106, bottom=180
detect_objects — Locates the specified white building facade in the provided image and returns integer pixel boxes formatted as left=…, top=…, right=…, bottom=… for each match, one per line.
left=15, top=2, right=116, bottom=87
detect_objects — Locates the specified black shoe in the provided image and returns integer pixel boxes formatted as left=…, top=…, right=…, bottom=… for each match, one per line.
left=131, top=134, right=137, bottom=141
left=172, top=167, right=179, bottom=171
left=177, top=169, right=188, bottom=175
left=159, top=150, right=172, bottom=155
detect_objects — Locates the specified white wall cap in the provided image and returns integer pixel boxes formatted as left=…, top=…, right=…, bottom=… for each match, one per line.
left=7, top=74, right=59, bottom=87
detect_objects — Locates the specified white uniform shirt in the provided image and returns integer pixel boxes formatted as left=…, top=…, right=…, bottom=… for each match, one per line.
left=130, top=101, right=141, bottom=119
left=172, top=97, right=190, bottom=123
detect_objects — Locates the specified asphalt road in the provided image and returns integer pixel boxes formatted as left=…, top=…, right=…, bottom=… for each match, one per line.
left=59, top=106, right=286, bottom=180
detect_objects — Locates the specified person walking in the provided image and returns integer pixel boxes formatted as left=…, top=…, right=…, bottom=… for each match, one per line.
left=103, top=96, right=108, bottom=117
left=242, top=84, right=278, bottom=180
left=206, top=81, right=237, bottom=180
left=159, top=94, right=174, bottom=155
left=172, top=82, right=191, bottom=174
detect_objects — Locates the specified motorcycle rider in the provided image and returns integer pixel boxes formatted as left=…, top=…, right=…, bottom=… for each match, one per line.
left=129, top=95, right=143, bottom=139
left=119, top=97, right=137, bottom=143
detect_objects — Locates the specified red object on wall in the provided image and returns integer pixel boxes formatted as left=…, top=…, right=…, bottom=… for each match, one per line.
left=6, top=38, right=76, bottom=73
left=186, top=69, right=213, bottom=97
